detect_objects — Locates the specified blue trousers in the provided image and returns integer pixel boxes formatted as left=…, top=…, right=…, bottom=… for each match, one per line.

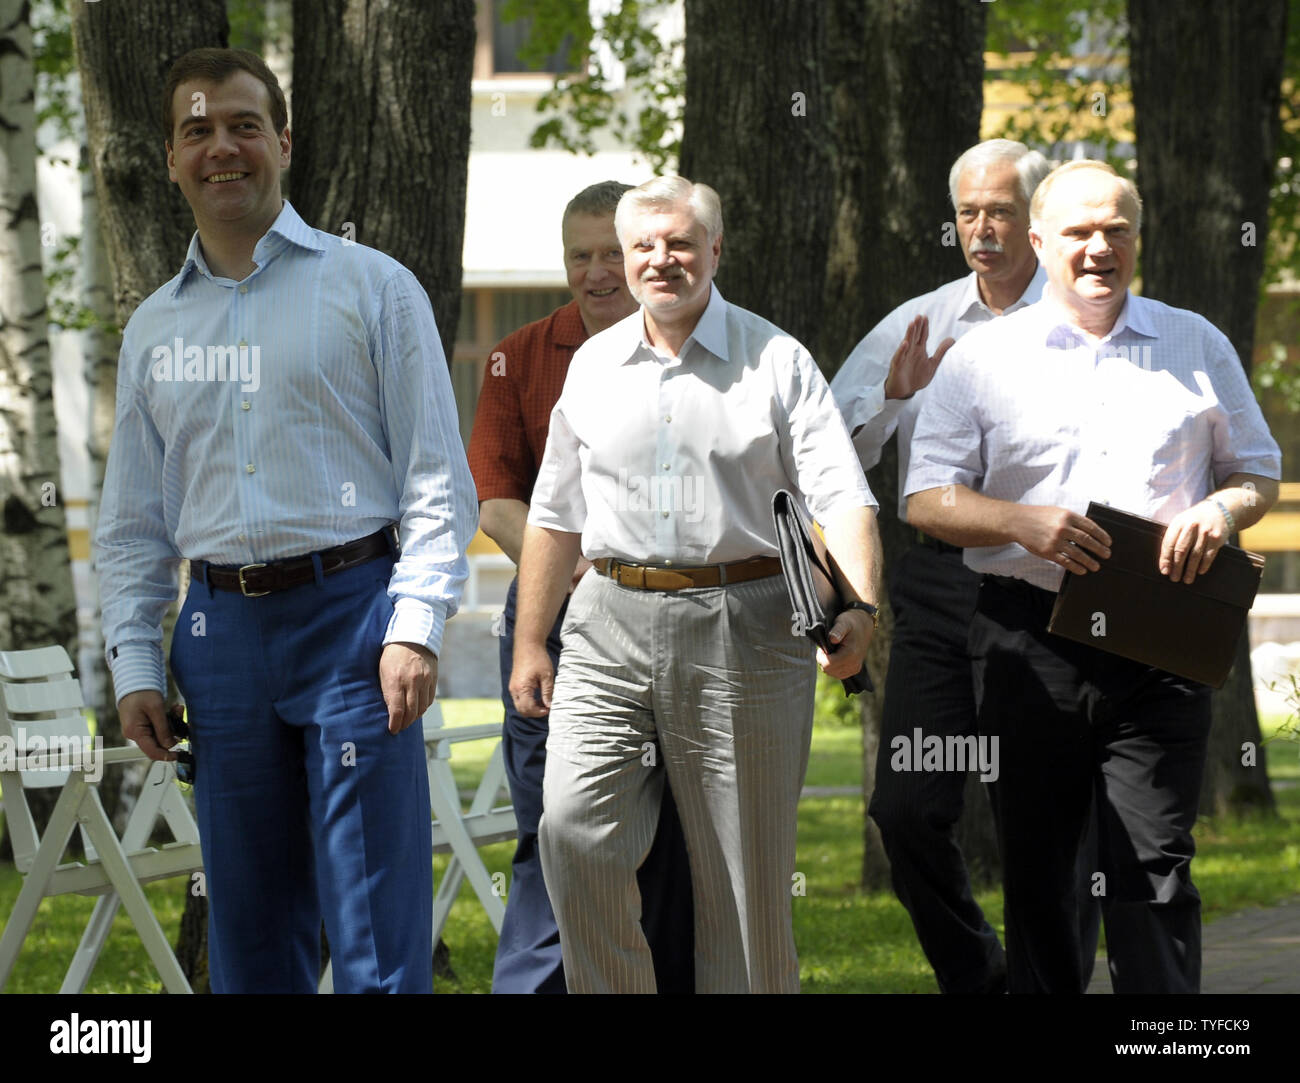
left=491, top=577, right=695, bottom=993
left=171, top=555, right=433, bottom=993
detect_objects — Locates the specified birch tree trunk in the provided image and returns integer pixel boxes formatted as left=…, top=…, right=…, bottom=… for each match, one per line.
left=0, top=0, right=78, bottom=860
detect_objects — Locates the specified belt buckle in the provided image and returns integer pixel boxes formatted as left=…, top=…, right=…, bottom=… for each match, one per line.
left=238, top=563, right=271, bottom=597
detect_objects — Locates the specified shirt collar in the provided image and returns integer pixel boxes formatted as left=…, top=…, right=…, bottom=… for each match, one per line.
left=1039, top=288, right=1158, bottom=349
left=956, top=262, right=1048, bottom=322
left=171, top=200, right=325, bottom=296
left=617, top=283, right=730, bottom=365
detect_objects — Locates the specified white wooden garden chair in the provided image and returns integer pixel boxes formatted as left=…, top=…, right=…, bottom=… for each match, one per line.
left=0, top=646, right=202, bottom=994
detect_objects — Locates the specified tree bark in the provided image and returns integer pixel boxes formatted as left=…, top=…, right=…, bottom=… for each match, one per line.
left=0, top=0, right=79, bottom=860
left=72, top=0, right=229, bottom=991
left=678, top=0, right=835, bottom=353
left=822, top=0, right=987, bottom=889
left=79, top=138, right=134, bottom=834
left=289, top=0, right=475, bottom=363
left=1129, top=0, right=1287, bottom=817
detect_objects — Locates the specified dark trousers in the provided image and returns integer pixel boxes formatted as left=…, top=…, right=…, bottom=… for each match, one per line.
left=969, top=574, right=1213, bottom=994
left=491, top=576, right=695, bottom=993
left=869, top=544, right=1007, bottom=993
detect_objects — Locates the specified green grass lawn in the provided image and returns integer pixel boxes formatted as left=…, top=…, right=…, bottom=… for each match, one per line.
left=2, top=688, right=1297, bottom=993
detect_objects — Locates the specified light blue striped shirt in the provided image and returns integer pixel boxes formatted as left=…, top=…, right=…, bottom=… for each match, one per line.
left=95, top=201, right=477, bottom=700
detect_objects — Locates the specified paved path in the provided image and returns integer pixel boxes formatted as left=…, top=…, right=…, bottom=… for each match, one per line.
left=1087, top=895, right=1300, bottom=993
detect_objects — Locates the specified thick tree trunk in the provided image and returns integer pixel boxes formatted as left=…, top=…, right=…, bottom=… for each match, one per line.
left=289, top=0, right=475, bottom=363
left=678, top=0, right=835, bottom=353
left=0, top=0, right=78, bottom=860
left=820, top=0, right=987, bottom=889
left=1129, top=0, right=1287, bottom=817
left=72, top=0, right=229, bottom=991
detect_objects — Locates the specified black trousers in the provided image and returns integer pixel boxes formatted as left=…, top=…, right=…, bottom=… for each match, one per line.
left=869, top=544, right=1007, bottom=993
left=969, top=574, right=1213, bottom=994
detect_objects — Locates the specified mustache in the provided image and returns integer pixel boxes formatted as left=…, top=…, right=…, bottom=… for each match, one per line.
left=969, top=237, right=1004, bottom=254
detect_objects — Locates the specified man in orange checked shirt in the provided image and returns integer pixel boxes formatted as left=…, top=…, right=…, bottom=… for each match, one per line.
left=466, top=181, right=694, bottom=994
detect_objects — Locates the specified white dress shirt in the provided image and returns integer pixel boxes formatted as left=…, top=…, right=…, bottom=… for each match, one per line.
left=95, top=201, right=477, bottom=698
left=528, top=286, right=876, bottom=564
left=830, top=265, right=1047, bottom=520
left=905, top=291, right=1282, bottom=591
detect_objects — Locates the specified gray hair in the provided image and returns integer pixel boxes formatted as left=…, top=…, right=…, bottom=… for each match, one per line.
left=1029, top=159, right=1142, bottom=234
left=562, top=180, right=633, bottom=233
left=615, top=176, right=724, bottom=246
left=949, top=139, right=1053, bottom=209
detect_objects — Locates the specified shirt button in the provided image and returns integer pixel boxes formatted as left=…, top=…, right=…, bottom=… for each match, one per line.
left=238, top=339, right=248, bottom=348
left=661, top=510, right=669, bottom=518
left=241, top=400, right=251, bottom=411
left=661, top=463, right=670, bottom=471
left=237, top=533, right=246, bottom=542
left=664, top=415, right=672, bottom=423
left=246, top=463, right=255, bottom=474
left=238, top=285, right=248, bottom=295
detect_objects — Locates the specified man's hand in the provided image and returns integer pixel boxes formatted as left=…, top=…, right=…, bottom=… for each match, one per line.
left=569, top=555, right=593, bottom=594
left=380, top=642, right=438, bottom=735
left=883, top=315, right=955, bottom=401
left=119, top=689, right=178, bottom=762
left=817, top=608, right=875, bottom=681
left=1013, top=505, right=1112, bottom=573
left=509, top=642, right=555, bottom=718
left=1159, top=502, right=1228, bottom=584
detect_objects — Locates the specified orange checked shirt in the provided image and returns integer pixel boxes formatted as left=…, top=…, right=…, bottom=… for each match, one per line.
left=467, top=300, right=588, bottom=503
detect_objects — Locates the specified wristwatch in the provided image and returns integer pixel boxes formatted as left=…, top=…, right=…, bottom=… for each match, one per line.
left=842, top=600, right=879, bottom=628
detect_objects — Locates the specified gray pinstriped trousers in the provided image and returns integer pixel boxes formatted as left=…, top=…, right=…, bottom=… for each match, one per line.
left=539, top=570, right=816, bottom=993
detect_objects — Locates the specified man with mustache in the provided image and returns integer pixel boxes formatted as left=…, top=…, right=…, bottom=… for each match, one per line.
left=510, top=175, right=882, bottom=992
left=830, top=139, right=1053, bottom=994
left=468, top=181, right=694, bottom=993
left=907, top=160, right=1280, bottom=992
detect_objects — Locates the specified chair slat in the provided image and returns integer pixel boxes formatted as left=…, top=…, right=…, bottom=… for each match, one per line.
left=0, top=646, right=73, bottom=680
left=1, top=678, right=87, bottom=716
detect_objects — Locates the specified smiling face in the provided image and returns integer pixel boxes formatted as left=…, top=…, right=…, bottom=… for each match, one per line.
left=622, top=200, right=721, bottom=327
left=166, top=70, right=291, bottom=240
left=1031, top=168, right=1139, bottom=335
left=563, top=212, right=636, bottom=336
left=955, top=160, right=1037, bottom=296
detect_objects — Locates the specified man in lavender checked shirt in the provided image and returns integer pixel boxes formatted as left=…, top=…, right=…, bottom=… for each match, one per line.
left=907, top=160, right=1281, bottom=993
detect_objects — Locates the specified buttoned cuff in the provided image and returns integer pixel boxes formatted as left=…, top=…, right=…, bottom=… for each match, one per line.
left=385, top=598, right=448, bottom=658
left=107, top=642, right=167, bottom=704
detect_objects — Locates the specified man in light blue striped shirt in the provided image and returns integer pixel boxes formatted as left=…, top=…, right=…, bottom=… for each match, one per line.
left=93, top=48, right=476, bottom=993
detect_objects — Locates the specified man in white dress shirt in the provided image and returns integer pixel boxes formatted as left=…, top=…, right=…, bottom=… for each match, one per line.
left=509, top=175, right=883, bottom=993
left=907, top=160, right=1281, bottom=993
left=830, top=139, right=1052, bottom=994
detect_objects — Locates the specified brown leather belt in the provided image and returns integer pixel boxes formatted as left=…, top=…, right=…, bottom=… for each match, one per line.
left=594, top=555, right=782, bottom=591
left=197, top=528, right=395, bottom=597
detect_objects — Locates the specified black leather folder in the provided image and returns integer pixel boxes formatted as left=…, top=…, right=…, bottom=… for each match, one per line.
left=771, top=489, right=873, bottom=696
left=1047, top=502, right=1264, bottom=688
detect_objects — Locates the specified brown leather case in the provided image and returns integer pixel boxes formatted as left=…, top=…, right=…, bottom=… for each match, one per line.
left=1047, top=502, right=1264, bottom=688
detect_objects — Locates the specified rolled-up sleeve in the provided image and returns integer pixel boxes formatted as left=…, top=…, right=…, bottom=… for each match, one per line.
left=905, top=350, right=985, bottom=497
left=1203, top=328, right=1282, bottom=484
left=779, top=343, right=877, bottom=524
left=527, top=398, right=586, bottom=535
